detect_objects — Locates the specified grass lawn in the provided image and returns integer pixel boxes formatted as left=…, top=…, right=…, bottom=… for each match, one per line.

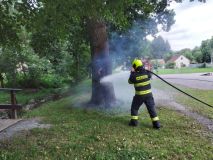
left=175, top=87, right=213, bottom=119
left=0, top=80, right=213, bottom=160
left=0, top=86, right=71, bottom=105
left=152, top=79, right=213, bottom=119
left=0, top=88, right=54, bottom=105
left=156, top=67, right=213, bottom=75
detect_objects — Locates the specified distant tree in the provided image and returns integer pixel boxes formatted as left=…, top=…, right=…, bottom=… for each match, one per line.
left=151, top=36, right=171, bottom=58
left=209, top=36, right=213, bottom=64
left=178, top=48, right=194, bottom=62
left=192, top=47, right=203, bottom=63
left=200, top=40, right=211, bottom=63
left=163, top=51, right=174, bottom=61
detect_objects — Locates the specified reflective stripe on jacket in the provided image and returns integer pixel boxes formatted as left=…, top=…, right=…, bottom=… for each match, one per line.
left=128, top=68, right=152, bottom=96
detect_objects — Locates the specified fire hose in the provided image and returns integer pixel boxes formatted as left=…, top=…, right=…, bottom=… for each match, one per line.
left=148, top=70, right=213, bottom=108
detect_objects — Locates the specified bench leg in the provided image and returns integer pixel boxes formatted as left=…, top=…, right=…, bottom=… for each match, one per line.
left=7, top=109, right=17, bottom=119
left=11, top=109, right=17, bottom=119
left=11, top=90, right=17, bottom=119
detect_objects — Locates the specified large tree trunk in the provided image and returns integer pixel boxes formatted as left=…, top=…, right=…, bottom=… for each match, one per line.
left=87, top=19, right=116, bottom=107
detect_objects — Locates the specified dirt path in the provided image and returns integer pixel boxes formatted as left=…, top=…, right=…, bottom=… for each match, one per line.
left=153, top=88, right=213, bottom=132
left=0, top=118, right=51, bottom=141
left=0, top=119, right=22, bottom=132
left=168, top=101, right=213, bottom=131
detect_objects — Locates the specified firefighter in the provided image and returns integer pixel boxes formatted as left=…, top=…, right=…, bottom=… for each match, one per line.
left=128, top=59, right=160, bottom=129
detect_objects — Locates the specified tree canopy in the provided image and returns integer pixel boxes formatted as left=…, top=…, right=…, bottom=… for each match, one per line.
left=151, top=36, right=171, bottom=58
left=0, top=0, right=207, bottom=88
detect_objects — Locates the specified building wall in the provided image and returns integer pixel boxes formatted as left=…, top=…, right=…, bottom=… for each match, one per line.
left=175, top=55, right=190, bottom=68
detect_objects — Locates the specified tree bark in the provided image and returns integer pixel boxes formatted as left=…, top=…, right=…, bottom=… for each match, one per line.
left=87, top=19, right=116, bottom=107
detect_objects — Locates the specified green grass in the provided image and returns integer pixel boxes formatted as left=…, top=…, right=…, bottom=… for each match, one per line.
left=175, top=88, right=213, bottom=119
left=152, top=79, right=213, bottom=119
left=0, top=86, right=71, bottom=105
left=0, top=80, right=213, bottom=160
left=0, top=88, right=53, bottom=105
left=156, top=67, right=213, bottom=75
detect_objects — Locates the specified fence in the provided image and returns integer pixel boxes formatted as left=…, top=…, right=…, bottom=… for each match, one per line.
left=188, top=63, right=213, bottom=68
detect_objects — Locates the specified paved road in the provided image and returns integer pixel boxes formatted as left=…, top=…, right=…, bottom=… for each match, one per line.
left=160, top=72, right=213, bottom=90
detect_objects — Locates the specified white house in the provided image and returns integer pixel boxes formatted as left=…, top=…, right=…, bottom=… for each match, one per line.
left=168, top=55, right=190, bottom=68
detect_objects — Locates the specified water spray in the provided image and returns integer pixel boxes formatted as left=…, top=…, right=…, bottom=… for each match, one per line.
left=149, top=70, right=213, bottom=108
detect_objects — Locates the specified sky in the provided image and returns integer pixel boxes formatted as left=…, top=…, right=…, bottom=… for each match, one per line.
left=158, top=0, right=213, bottom=51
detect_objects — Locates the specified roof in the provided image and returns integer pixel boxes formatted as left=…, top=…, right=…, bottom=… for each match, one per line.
left=168, top=55, right=181, bottom=62
left=168, top=55, right=190, bottom=63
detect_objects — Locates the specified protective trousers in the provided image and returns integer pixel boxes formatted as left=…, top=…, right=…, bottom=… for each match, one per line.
left=131, top=94, right=158, bottom=119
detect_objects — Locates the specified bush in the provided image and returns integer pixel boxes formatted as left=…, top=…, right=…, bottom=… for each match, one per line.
left=165, top=62, right=175, bottom=69
left=14, top=72, right=65, bottom=88
left=17, top=76, right=40, bottom=88
left=40, top=74, right=64, bottom=88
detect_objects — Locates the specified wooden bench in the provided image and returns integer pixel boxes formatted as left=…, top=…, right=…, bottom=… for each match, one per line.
left=0, top=88, right=22, bottom=119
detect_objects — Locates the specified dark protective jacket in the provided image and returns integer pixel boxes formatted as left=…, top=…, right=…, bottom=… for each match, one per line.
left=128, top=67, right=152, bottom=96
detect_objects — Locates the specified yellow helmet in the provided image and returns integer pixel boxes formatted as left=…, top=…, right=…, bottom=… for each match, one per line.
left=132, top=59, right=143, bottom=69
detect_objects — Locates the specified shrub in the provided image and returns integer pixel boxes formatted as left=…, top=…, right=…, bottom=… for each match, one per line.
left=165, top=62, right=175, bottom=69
left=40, top=74, right=64, bottom=88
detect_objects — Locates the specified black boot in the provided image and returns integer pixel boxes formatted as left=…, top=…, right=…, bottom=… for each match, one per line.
left=152, top=121, right=160, bottom=129
left=129, top=119, right=138, bottom=127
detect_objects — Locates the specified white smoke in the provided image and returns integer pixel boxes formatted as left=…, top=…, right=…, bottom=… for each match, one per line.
left=101, top=71, right=134, bottom=106
left=100, top=70, right=175, bottom=109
